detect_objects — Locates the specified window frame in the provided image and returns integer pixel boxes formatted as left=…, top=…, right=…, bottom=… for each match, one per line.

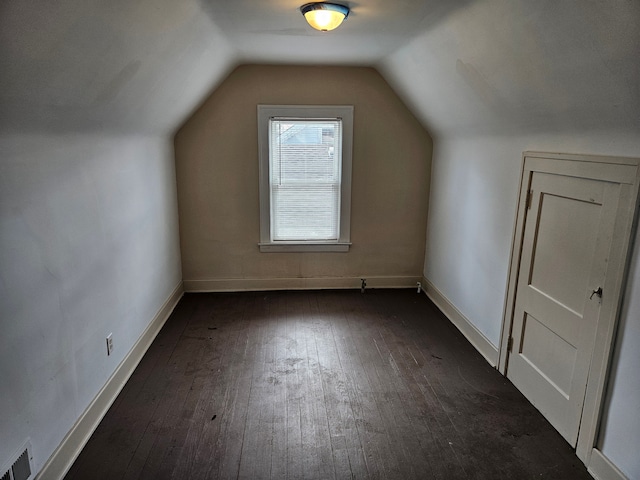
left=258, top=105, right=354, bottom=252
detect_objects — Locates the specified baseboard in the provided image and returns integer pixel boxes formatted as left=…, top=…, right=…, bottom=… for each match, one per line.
left=36, top=282, right=184, bottom=480
left=184, top=276, right=423, bottom=292
left=588, top=449, right=628, bottom=480
left=422, top=278, right=499, bottom=367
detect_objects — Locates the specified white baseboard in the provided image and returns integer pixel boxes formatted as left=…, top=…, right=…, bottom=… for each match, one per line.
left=184, top=276, right=423, bottom=292
left=422, top=278, right=499, bottom=367
left=588, top=449, right=628, bottom=480
left=36, top=282, right=184, bottom=480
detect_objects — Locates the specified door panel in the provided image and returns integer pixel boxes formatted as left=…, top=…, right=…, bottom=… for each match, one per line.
left=523, top=286, right=580, bottom=345
left=529, top=192, right=601, bottom=313
left=507, top=172, right=616, bottom=446
left=520, top=312, right=577, bottom=397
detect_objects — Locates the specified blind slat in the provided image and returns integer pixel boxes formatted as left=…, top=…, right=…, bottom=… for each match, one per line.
left=269, top=119, right=342, bottom=241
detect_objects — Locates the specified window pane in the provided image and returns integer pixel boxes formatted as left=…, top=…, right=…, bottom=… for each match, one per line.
left=270, top=119, right=342, bottom=241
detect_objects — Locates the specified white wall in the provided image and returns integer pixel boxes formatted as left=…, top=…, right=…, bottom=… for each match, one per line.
left=599, top=235, right=640, bottom=480
left=0, top=134, right=182, bottom=474
left=425, top=131, right=640, bottom=479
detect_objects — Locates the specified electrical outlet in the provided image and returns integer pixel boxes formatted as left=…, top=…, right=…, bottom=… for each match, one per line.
left=106, top=333, right=114, bottom=356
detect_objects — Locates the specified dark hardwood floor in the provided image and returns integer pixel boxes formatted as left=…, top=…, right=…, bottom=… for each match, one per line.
left=65, top=289, right=591, bottom=479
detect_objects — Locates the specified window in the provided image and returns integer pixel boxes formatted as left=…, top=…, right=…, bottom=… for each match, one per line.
left=258, top=105, right=353, bottom=252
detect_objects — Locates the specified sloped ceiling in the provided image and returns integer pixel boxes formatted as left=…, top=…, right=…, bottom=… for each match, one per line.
left=380, top=0, right=640, bottom=137
left=1, top=0, right=638, bottom=137
left=0, top=0, right=235, bottom=134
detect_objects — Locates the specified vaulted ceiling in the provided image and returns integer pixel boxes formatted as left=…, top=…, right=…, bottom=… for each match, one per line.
left=1, top=0, right=638, bottom=137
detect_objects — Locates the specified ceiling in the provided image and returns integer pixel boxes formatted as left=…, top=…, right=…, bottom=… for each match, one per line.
left=197, top=0, right=473, bottom=64
left=0, top=0, right=638, bottom=137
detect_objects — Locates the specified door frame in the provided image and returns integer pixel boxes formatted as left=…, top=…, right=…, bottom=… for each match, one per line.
left=498, top=151, right=640, bottom=463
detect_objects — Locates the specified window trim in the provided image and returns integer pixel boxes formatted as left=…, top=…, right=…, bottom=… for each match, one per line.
left=258, top=105, right=354, bottom=252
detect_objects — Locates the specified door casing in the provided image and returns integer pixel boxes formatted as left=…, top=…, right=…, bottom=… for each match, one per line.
left=498, top=151, right=640, bottom=463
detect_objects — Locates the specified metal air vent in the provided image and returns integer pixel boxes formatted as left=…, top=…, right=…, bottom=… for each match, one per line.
left=1, top=440, right=34, bottom=480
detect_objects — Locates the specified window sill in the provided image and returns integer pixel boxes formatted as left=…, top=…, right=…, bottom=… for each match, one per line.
left=259, top=242, right=351, bottom=253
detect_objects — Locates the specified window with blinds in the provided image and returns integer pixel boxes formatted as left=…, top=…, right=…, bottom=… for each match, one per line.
left=258, top=105, right=353, bottom=252
left=269, top=118, right=342, bottom=241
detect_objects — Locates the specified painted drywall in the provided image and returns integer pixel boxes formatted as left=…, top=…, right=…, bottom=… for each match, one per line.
left=0, top=134, right=182, bottom=474
left=379, top=0, right=640, bottom=138
left=0, top=0, right=236, bottom=135
left=423, top=132, right=640, bottom=478
left=175, top=65, right=432, bottom=287
left=599, top=236, right=640, bottom=480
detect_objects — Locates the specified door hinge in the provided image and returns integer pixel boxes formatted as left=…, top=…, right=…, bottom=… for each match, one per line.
left=507, top=336, right=514, bottom=353
left=526, top=190, right=533, bottom=210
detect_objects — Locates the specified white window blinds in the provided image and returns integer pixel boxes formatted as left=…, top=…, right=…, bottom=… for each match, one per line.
left=269, top=118, right=343, bottom=241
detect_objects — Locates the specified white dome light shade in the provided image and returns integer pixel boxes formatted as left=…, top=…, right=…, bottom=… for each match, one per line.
left=301, top=3, right=350, bottom=32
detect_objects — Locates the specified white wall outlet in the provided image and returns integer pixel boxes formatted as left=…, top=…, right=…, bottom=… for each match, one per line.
left=106, top=333, right=114, bottom=356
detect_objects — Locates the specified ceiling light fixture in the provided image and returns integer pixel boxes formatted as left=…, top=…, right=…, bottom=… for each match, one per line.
left=300, top=2, right=350, bottom=32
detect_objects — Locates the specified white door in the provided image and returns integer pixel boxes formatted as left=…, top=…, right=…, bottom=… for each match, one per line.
left=506, top=171, right=618, bottom=445
left=501, top=153, right=637, bottom=454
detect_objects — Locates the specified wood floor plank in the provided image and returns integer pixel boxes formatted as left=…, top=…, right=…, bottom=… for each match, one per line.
left=66, top=289, right=594, bottom=480
left=201, top=294, right=254, bottom=479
